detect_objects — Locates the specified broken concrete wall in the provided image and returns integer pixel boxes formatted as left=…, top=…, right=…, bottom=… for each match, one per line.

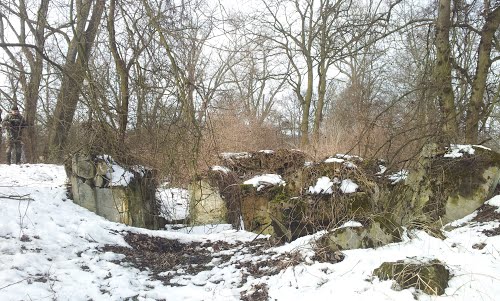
left=68, top=153, right=162, bottom=229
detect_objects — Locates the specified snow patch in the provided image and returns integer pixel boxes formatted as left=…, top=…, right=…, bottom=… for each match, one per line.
left=376, top=165, right=387, bottom=175
left=388, top=170, right=408, bottom=184
left=444, top=144, right=475, bottom=158
left=308, top=176, right=339, bottom=194
left=340, top=220, right=363, bottom=228
left=340, top=179, right=358, bottom=194
left=211, top=165, right=231, bottom=173
left=220, top=152, right=251, bottom=159
left=258, top=150, right=275, bottom=154
left=486, top=195, right=500, bottom=212
left=157, top=187, right=189, bottom=221
left=244, top=174, right=285, bottom=191
left=324, top=154, right=359, bottom=169
left=325, top=157, right=345, bottom=163
left=98, top=155, right=137, bottom=186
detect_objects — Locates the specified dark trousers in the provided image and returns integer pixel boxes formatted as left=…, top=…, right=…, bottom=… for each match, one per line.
left=6, top=140, right=22, bottom=164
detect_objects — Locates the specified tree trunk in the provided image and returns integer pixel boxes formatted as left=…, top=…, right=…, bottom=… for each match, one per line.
left=108, top=0, right=129, bottom=143
left=300, top=59, right=314, bottom=148
left=465, top=7, right=500, bottom=144
left=46, top=0, right=105, bottom=161
left=434, top=0, right=458, bottom=142
left=134, top=62, right=145, bottom=129
left=23, top=0, right=49, bottom=163
left=313, top=59, right=327, bottom=144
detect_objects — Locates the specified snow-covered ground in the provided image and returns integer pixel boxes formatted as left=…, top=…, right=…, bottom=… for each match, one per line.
left=1, top=164, right=500, bottom=300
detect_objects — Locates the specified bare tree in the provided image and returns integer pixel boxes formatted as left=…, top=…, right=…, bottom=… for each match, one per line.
left=107, top=0, right=150, bottom=143
left=464, top=3, right=500, bottom=143
left=46, top=0, right=106, bottom=161
left=432, top=0, right=500, bottom=143
left=262, top=0, right=401, bottom=148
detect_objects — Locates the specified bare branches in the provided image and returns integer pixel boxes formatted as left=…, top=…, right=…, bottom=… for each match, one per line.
left=0, top=42, right=63, bottom=72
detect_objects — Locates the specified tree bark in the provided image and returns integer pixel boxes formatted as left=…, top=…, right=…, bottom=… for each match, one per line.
left=108, top=0, right=129, bottom=144
left=46, top=0, right=106, bottom=161
left=465, top=6, right=500, bottom=143
left=300, top=58, right=314, bottom=148
left=23, top=0, right=49, bottom=163
left=434, top=0, right=458, bottom=142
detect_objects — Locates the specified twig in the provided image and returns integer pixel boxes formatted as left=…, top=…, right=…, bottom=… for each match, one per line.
left=0, top=192, right=34, bottom=201
left=0, top=278, right=28, bottom=290
left=0, top=196, right=34, bottom=201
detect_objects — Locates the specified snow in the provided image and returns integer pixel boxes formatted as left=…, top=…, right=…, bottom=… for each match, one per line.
left=341, top=220, right=364, bottom=228
left=220, top=152, right=251, bottom=159
left=474, top=145, right=491, bottom=151
left=243, top=174, right=285, bottom=191
left=444, top=144, right=491, bottom=158
left=258, top=150, right=275, bottom=154
left=376, top=165, right=387, bottom=175
left=308, top=176, right=337, bottom=194
left=388, top=170, right=408, bottom=184
left=444, top=144, right=475, bottom=158
left=325, top=157, right=345, bottom=163
left=308, top=177, right=358, bottom=194
left=157, top=187, right=189, bottom=221
left=335, top=153, right=363, bottom=161
left=324, top=154, right=358, bottom=168
left=2, top=163, right=500, bottom=300
left=486, top=195, right=500, bottom=212
left=98, top=155, right=137, bottom=186
left=211, top=165, right=231, bottom=173
left=340, top=179, right=359, bottom=194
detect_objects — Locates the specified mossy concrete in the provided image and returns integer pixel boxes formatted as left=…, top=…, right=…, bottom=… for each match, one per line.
left=319, top=214, right=402, bottom=251
left=402, top=145, right=500, bottom=225
left=240, top=192, right=273, bottom=235
left=69, top=153, right=162, bottom=229
left=444, top=166, right=500, bottom=223
left=193, top=145, right=500, bottom=243
left=374, top=259, right=450, bottom=295
left=188, top=179, right=228, bottom=225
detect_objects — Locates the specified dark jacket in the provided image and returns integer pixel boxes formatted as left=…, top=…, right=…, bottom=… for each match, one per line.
left=3, top=113, right=27, bottom=141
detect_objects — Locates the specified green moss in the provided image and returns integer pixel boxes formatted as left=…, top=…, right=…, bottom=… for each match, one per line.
left=269, top=186, right=290, bottom=204
left=268, top=189, right=309, bottom=241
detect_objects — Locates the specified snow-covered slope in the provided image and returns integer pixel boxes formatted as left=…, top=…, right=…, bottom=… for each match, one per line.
left=1, top=164, right=500, bottom=300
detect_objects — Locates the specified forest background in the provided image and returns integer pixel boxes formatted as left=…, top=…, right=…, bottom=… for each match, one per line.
left=0, top=0, right=499, bottom=185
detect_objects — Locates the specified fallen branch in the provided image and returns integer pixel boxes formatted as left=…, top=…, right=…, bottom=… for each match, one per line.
left=0, top=193, right=34, bottom=201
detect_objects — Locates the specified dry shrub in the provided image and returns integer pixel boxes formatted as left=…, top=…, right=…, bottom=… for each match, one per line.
left=65, top=121, right=133, bottom=164
left=203, top=112, right=288, bottom=155
left=219, top=149, right=306, bottom=176
left=312, top=100, right=437, bottom=170
left=125, top=124, right=201, bottom=185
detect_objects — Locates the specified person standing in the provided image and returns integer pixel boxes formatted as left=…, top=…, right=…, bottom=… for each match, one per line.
left=3, top=106, right=27, bottom=165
